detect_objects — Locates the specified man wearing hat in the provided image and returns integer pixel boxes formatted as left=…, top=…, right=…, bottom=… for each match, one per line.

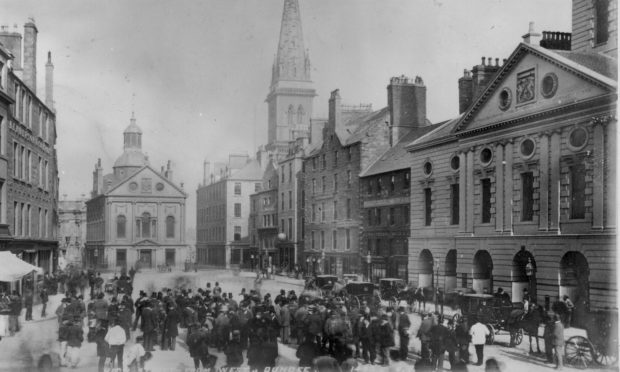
left=224, top=330, right=244, bottom=367
left=133, top=291, right=148, bottom=331
left=397, top=306, right=411, bottom=361
left=65, top=318, right=84, bottom=368
left=105, top=318, right=127, bottom=371
left=141, top=300, right=157, bottom=352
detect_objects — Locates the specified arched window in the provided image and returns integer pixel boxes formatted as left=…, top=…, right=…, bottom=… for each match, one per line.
left=136, top=212, right=155, bottom=239
left=287, top=105, right=294, bottom=125
left=166, top=216, right=175, bottom=238
left=297, top=105, right=305, bottom=124
left=116, top=215, right=126, bottom=239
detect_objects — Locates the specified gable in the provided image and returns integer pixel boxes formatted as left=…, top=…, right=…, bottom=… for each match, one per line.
left=106, top=166, right=187, bottom=198
left=455, top=44, right=616, bottom=135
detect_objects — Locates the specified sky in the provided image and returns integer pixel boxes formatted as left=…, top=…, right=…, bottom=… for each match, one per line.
left=0, top=0, right=572, bottom=230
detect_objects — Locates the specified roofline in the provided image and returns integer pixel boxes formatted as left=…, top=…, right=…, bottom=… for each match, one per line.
left=454, top=42, right=618, bottom=133
left=104, top=165, right=188, bottom=197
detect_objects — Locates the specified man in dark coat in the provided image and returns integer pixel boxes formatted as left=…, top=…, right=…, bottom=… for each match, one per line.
left=377, top=314, right=394, bottom=366
left=236, top=304, right=252, bottom=349
left=132, top=291, right=147, bottom=331
left=430, top=319, right=455, bottom=371
left=358, top=316, right=374, bottom=364
left=187, top=324, right=214, bottom=370
left=24, top=289, right=34, bottom=321
left=141, top=300, right=157, bottom=351
left=397, top=306, right=411, bottom=361
left=162, top=304, right=180, bottom=350
left=40, top=287, right=49, bottom=318
left=296, top=334, right=321, bottom=367
left=417, top=312, right=435, bottom=361
left=224, top=330, right=244, bottom=367
left=552, top=314, right=565, bottom=369
left=454, top=317, right=470, bottom=363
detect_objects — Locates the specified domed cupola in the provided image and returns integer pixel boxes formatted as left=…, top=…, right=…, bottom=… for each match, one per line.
left=113, top=112, right=148, bottom=178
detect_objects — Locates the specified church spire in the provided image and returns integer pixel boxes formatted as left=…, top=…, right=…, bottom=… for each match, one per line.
left=272, top=0, right=311, bottom=83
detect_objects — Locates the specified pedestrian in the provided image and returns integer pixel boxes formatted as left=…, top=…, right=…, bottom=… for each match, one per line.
left=126, top=335, right=147, bottom=372
left=58, top=319, right=70, bottom=366
left=469, top=318, right=490, bottom=366
left=63, top=318, right=84, bottom=368
left=543, top=313, right=555, bottom=363
left=377, top=314, right=394, bottom=366
left=297, top=334, right=321, bottom=367
left=224, top=330, right=244, bottom=367
left=562, top=295, right=575, bottom=327
left=105, top=318, right=127, bottom=372
left=358, top=316, right=373, bottom=364
left=397, top=306, right=411, bottom=361
left=141, top=300, right=157, bottom=351
left=24, top=289, right=33, bottom=321
left=9, top=290, right=21, bottom=333
left=552, top=314, right=565, bottom=369
left=94, top=321, right=109, bottom=372
left=133, top=291, right=148, bottom=331
left=40, top=287, right=49, bottom=318
left=93, top=292, right=109, bottom=322
left=455, top=317, right=471, bottom=364
left=187, top=323, right=214, bottom=370
left=94, top=272, right=104, bottom=295
left=280, top=298, right=291, bottom=344
left=417, top=312, right=434, bottom=362
left=214, top=307, right=231, bottom=351
left=162, top=304, right=180, bottom=351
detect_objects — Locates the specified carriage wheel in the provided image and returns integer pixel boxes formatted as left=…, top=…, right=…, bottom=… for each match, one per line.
left=565, top=335, right=595, bottom=369
left=593, top=345, right=618, bottom=367
left=511, top=328, right=523, bottom=346
left=485, top=324, right=495, bottom=345
left=452, top=313, right=462, bottom=324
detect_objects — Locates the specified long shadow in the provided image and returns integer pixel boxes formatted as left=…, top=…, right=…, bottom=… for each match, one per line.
left=496, top=348, right=555, bottom=369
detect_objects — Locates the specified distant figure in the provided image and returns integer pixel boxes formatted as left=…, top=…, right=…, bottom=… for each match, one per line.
left=552, top=314, right=565, bottom=369
left=469, top=319, right=490, bottom=366
left=562, top=295, right=575, bottom=327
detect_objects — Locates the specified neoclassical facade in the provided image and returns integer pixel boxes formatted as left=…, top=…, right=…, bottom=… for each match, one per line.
left=407, top=28, right=616, bottom=326
left=86, top=115, right=189, bottom=270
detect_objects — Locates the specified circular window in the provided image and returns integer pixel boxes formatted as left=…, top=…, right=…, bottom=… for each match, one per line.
left=541, top=73, right=558, bottom=98
left=480, top=147, right=493, bottom=166
left=423, top=161, right=433, bottom=176
left=156, top=182, right=165, bottom=191
left=520, top=138, right=536, bottom=159
left=498, top=88, right=512, bottom=111
left=450, top=155, right=460, bottom=171
left=129, top=182, right=138, bottom=191
left=568, top=126, right=588, bottom=151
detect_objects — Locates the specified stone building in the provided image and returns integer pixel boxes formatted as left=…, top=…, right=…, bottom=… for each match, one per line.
left=195, top=154, right=262, bottom=268
left=303, top=89, right=390, bottom=276
left=58, top=198, right=87, bottom=267
left=248, top=160, right=279, bottom=270
left=406, top=2, right=617, bottom=325
left=86, top=114, right=189, bottom=270
left=360, top=76, right=437, bottom=283
left=0, top=20, right=59, bottom=274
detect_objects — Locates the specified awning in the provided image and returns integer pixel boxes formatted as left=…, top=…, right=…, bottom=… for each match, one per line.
left=0, top=251, right=44, bottom=282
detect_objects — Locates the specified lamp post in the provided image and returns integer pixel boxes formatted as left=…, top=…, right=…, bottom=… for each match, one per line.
left=321, top=249, right=326, bottom=274
left=306, top=257, right=310, bottom=276
left=250, top=254, right=254, bottom=271
left=366, top=251, right=372, bottom=283
left=525, top=257, right=534, bottom=299
left=312, top=257, right=316, bottom=275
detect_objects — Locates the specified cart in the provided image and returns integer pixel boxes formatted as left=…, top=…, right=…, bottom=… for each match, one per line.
left=344, top=282, right=379, bottom=310
left=564, top=309, right=618, bottom=369
left=455, top=293, right=521, bottom=345
left=379, top=278, right=408, bottom=308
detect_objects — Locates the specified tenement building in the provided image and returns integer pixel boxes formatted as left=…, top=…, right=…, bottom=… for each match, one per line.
left=407, top=4, right=617, bottom=327
left=0, top=20, right=59, bottom=274
left=248, top=160, right=279, bottom=271
left=195, top=154, right=262, bottom=268
left=86, top=114, right=189, bottom=270
left=58, top=198, right=87, bottom=267
left=360, top=76, right=437, bottom=282
left=303, top=89, right=390, bottom=276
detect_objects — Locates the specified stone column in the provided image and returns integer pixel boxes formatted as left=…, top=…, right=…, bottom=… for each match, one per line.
left=459, top=151, right=467, bottom=232
left=504, top=142, right=513, bottom=232
left=466, top=149, right=475, bottom=233
left=549, top=132, right=561, bottom=230
left=592, top=122, right=605, bottom=229
left=495, top=144, right=504, bottom=232
left=539, top=133, right=550, bottom=230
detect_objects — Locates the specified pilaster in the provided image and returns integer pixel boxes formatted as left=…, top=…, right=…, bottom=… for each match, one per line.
left=495, top=144, right=504, bottom=232
left=539, top=132, right=550, bottom=230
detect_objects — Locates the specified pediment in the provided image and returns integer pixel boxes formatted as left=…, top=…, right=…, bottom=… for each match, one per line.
left=134, top=239, right=159, bottom=246
left=454, top=43, right=616, bottom=135
left=106, top=166, right=187, bottom=198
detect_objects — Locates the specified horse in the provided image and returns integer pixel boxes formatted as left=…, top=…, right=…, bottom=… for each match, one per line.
left=507, top=303, right=545, bottom=353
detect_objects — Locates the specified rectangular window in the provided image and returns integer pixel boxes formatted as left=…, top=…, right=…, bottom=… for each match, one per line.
left=347, top=170, right=351, bottom=187
left=281, top=192, right=285, bottom=210
left=27, top=151, right=32, bottom=183
left=403, top=205, right=410, bottom=225
left=21, top=146, right=26, bottom=180
left=21, top=203, right=26, bottom=236
left=311, top=231, right=315, bottom=249
left=234, top=203, right=241, bottom=218
left=404, top=171, right=410, bottom=189
left=322, top=176, right=326, bottom=193
left=322, top=154, right=326, bottom=169
left=375, top=207, right=381, bottom=225
left=521, top=172, right=534, bottom=221
left=347, top=147, right=352, bottom=161
left=13, top=202, right=19, bottom=236
left=570, top=163, right=586, bottom=219
left=481, top=178, right=491, bottom=223
left=332, top=230, right=337, bottom=250
left=424, top=188, right=432, bottom=226
left=288, top=191, right=292, bottom=209
left=312, top=157, right=317, bottom=170
left=13, top=142, right=18, bottom=178
left=312, top=204, right=316, bottom=222
left=334, top=151, right=338, bottom=166
left=234, top=182, right=241, bottom=195
left=288, top=218, right=292, bottom=239
left=321, top=202, right=326, bottom=222
left=389, top=207, right=395, bottom=225
left=333, top=201, right=338, bottom=220
left=44, top=160, right=49, bottom=190
left=281, top=219, right=284, bottom=232
left=312, top=179, right=316, bottom=194
left=38, top=157, right=43, bottom=186
left=451, top=184, right=460, bottom=225
left=367, top=209, right=373, bottom=226
left=595, top=0, right=610, bottom=44
left=376, top=178, right=382, bottom=195
left=333, top=174, right=338, bottom=192
left=346, top=198, right=351, bottom=219
left=281, top=166, right=285, bottom=183
left=301, top=189, right=305, bottom=208
left=38, top=208, right=43, bottom=237
left=345, top=229, right=350, bottom=250
left=320, top=231, right=325, bottom=249
left=234, top=226, right=241, bottom=241
left=288, top=163, right=292, bottom=183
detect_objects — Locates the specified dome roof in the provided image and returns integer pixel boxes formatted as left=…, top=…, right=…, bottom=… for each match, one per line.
left=124, top=115, right=143, bottom=134
left=113, top=149, right=148, bottom=168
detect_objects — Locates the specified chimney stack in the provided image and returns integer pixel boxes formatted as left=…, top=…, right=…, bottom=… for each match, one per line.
left=203, top=160, right=210, bottom=185
left=458, top=70, right=473, bottom=114
left=45, top=51, right=54, bottom=110
left=165, top=160, right=173, bottom=181
left=387, top=75, right=427, bottom=145
left=522, top=22, right=542, bottom=45
left=23, top=18, right=38, bottom=93
left=459, top=56, right=502, bottom=113
left=0, top=25, right=22, bottom=70
left=92, top=158, right=104, bottom=197
left=328, top=89, right=342, bottom=131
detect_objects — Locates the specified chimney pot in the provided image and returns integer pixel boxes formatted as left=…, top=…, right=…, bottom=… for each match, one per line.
left=495, top=58, right=499, bottom=66
left=487, top=57, right=492, bottom=66
left=503, top=59, right=507, bottom=65
left=481, top=57, right=485, bottom=66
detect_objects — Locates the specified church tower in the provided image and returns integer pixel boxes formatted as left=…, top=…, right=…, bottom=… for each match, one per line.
left=266, top=0, right=316, bottom=154
left=113, top=112, right=149, bottom=179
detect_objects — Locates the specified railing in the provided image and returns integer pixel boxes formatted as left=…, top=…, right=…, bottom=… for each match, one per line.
left=540, top=31, right=572, bottom=51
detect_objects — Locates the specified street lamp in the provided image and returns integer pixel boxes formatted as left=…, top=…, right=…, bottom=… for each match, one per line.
left=306, top=257, right=310, bottom=275
left=525, top=257, right=534, bottom=298
left=251, top=254, right=254, bottom=271
left=321, top=249, right=326, bottom=274
left=366, top=251, right=372, bottom=283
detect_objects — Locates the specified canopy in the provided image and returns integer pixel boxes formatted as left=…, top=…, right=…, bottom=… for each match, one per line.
left=0, top=251, right=44, bottom=282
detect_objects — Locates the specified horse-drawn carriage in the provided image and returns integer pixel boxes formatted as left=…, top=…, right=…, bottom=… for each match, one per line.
left=343, top=281, right=378, bottom=310
left=455, top=293, right=523, bottom=345
left=378, top=278, right=409, bottom=307
left=564, top=309, right=618, bottom=369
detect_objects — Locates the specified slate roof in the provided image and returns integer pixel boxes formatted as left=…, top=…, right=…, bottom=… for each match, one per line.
left=229, top=159, right=263, bottom=180
left=360, top=123, right=443, bottom=177
left=405, top=115, right=462, bottom=151
left=555, top=50, right=618, bottom=81
left=340, top=107, right=390, bottom=146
